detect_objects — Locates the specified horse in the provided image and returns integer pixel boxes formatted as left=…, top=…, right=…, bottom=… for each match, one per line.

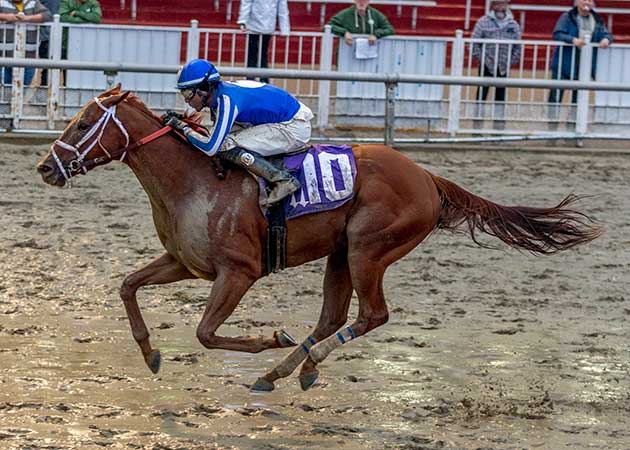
left=37, top=86, right=602, bottom=392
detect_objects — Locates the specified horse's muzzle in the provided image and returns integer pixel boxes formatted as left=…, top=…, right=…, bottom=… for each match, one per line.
left=37, top=159, right=66, bottom=187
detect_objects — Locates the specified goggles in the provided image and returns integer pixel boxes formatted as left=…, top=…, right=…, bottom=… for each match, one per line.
left=180, top=88, right=197, bottom=101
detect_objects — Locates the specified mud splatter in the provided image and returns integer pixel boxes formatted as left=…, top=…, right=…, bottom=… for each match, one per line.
left=0, top=143, right=628, bottom=449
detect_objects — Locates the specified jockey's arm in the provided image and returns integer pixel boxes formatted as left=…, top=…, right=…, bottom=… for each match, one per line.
left=183, top=95, right=238, bottom=157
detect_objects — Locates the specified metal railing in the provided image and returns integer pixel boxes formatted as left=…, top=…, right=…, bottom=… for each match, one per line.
left=1, top=18, right=630, bottom=144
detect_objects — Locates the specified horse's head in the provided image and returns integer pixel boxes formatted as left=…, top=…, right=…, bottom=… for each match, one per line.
left=37, top=85, right=133, bottom=187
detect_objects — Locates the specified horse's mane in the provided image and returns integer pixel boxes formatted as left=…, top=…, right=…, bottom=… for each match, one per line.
left=126, top=93, right=164, bottom=123
left=96, top=85, right=162, bottom=123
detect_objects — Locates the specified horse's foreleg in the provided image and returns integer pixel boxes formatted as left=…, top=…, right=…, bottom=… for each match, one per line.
left=120, top=252, right=196, bottom=374
left=299, top=260, right=389, bottom=391
left=196, top=271, right=295, bottom=353
left=251, top=248, right=353, bottom=392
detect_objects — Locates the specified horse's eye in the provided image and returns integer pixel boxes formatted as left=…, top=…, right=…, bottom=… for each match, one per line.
left=78, top=122, right=90, bottom=131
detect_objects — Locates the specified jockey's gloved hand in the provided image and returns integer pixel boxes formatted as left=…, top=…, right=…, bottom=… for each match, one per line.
left=162, top=110, right=184, bottom=125
left=164, top=109, right=183, bottom=120
left=164, top=115, right=187, bottom=131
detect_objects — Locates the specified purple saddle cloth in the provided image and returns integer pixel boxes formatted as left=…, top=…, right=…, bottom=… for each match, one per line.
left=264, top=144, right=357, bottom=219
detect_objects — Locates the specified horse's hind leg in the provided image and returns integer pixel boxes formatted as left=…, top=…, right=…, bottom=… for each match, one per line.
left=120, top=252, right=197, bottom=374
left=195, top=269, right=297, bottom=353
left=251, top=247, right=353, bottom=392
left=299, top=259, right=388, bottom=390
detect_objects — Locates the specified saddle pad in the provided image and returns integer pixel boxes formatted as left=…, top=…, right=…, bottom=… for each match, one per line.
left=282, top=144, right=357, bottom=219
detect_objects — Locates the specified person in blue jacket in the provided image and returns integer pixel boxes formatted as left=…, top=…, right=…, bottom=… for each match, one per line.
left=164, top=58, right=313, bottom=206
left=548, top=0, right=612, bottom=106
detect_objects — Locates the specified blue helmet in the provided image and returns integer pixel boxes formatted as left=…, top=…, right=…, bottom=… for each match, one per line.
left=176, top=59, right=220, bottom=89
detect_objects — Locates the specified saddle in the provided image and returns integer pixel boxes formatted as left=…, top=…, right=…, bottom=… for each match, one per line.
left=260, top=144, right=357, bottom=275
left=166, top=113, right=357, bottom=275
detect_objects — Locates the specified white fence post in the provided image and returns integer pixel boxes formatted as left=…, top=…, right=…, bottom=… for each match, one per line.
left=384, top=82, right=397, bottom=146
left=48, top=15, right=62, bottom=130
left=226, top=0, right=233, bottom=23
left=11, top=23, right=26, bottom=129
left=576, top=34, right=593, bottom=135
left=448, top=30, right=464, bottom=136
left=186, top=20, right=200, bottom=62
left=317, top=25, right=333, bottom=130
left=465, top=0, right=472, bottom=30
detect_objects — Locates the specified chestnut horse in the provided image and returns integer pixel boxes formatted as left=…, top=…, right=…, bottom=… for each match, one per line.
left=37, top=87, right=601, bottom=392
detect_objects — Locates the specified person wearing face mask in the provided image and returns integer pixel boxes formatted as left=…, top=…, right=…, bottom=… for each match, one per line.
left=471, top=0, right=521, bottom=130
left=328, top=0, right=394, bottom=47
left=548, top=0, right=612, bottom=124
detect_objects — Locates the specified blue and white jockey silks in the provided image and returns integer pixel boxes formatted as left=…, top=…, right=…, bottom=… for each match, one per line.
left=182, top=80, right=313, bottom=157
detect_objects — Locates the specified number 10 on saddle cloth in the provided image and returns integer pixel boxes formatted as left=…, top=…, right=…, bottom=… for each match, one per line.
left=260, top=144, right=357, bottom=219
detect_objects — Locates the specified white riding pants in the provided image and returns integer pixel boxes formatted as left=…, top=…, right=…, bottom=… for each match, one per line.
left=221, top=102, right=313, bottom=156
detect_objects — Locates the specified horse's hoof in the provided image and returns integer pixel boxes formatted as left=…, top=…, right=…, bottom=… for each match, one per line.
left=250, top=377, right=275, bottom=392
left=275, top=330, right=297, bottom=348
left=299, top=370, right=319, bottom=391
left=145, top=349, right=161, bottom=374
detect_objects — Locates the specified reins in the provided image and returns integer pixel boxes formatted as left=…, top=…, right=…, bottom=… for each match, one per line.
left=81, top=125, right=173, bottom=172
left=51, top=94, right=226, bottom=184
left=50, top=96, right=173, bottom=186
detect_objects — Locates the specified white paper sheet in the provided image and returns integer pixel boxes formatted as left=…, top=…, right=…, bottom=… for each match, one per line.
left=354, top=38, right=378, bottom=59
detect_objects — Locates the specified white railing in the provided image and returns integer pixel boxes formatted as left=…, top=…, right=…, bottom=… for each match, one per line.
left=195, top=26, right=324, bottom=98
left=2, top=18, right=630, bottom=143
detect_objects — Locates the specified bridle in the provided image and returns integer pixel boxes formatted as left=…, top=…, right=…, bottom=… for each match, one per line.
left=50, top=96, right=171, bottom=187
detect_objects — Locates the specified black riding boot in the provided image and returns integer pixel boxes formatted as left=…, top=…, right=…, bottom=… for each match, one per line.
left=222, top=147, right=300, bottom=206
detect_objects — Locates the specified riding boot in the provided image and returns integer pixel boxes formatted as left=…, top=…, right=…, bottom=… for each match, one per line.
left=221, top=147, right=300, bottom=206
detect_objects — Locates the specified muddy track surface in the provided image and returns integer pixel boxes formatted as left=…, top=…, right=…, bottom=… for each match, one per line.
left=1, top=143, right=629, bottom=450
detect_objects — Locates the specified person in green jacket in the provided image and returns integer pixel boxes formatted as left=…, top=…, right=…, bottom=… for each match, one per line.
left=59, top=0, right=101, bottom=25
left=328, top=0, right=395, bottom=46
left=58, top=0, right=101, bottom=83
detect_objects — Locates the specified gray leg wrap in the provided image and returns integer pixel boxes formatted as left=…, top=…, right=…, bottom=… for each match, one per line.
left=309, top=327, right=356, bottom=364
left=274, top=335, right=317, bottom=377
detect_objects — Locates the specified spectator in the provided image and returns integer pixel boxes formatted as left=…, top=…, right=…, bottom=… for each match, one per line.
left=237, top=0, right=289, bottom=84
left=39, top=0, right=59, bottom=86
left=59, top=0, right=101, bottom=83
left=328, top=0, right=395, bottom=47
left=0, top=0, right=52, bottom=86
left=471, top=0, right=521, bottom=129
left=548, top=0, right=611, bottom=111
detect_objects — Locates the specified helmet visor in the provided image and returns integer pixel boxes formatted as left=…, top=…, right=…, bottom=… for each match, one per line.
left=180, top=88, right=197, bottom=101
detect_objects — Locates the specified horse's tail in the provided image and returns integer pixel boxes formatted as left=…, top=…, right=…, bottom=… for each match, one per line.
left=429, top=173, right=602, bottom=254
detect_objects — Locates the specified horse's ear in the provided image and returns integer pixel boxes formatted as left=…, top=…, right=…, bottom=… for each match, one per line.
left=98, top=83, right=122, bottom=98
left=101, top=90, right=131, bottom=107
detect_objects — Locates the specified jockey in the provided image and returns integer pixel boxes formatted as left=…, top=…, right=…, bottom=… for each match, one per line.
left=164, top=58, right=314, bottom=206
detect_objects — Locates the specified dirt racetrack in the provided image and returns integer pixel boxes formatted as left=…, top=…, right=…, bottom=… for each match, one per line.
left=0, top=141, right=629, bottom=450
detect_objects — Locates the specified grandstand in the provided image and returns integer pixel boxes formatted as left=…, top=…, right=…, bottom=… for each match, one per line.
left=100, top=0, right=630, bottom=42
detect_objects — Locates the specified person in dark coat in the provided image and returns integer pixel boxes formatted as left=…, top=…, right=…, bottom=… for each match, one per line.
left=548, top=0, right=612, bottom=105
